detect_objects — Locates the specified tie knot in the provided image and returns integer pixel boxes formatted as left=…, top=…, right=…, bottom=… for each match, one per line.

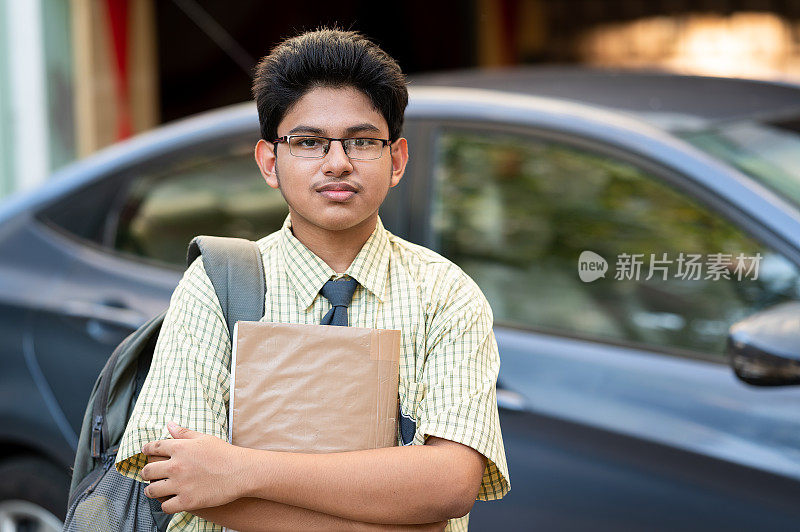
left=320, top=277, right=359, bottom=308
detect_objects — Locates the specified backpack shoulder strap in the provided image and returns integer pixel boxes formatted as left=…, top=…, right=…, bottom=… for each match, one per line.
left=186, top=236, right=266, bottom=338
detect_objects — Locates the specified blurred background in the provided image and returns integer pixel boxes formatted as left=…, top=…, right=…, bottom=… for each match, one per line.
left=4, top=2, right=800, bottom=531
left=3, top=0, right=800, bottom=199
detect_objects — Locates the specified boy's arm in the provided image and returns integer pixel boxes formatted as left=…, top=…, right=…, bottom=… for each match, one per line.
left=192, top=499, right=448, bottom=532
left=147, top=456, right=449, bottom=531
left=142, top=429, right=485, bottom=525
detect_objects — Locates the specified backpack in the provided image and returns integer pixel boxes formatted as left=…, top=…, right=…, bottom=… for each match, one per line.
left=63, top=236, right=266, bottom=531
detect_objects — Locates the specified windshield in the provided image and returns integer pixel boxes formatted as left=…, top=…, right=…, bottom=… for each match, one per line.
left=676, top=117, right=800, bottom=210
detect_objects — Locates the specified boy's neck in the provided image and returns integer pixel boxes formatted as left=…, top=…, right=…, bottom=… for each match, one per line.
left=288, top=210, right=378, bottom=274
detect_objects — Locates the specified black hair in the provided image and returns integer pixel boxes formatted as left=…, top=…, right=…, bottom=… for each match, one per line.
left=252, top=28, right=408, bottom=143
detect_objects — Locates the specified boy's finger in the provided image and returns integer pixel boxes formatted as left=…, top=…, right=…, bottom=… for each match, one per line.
left=145, top=478, right=176, bottom=499
left=142, top=438, right=175, bottom=456
left=141, top=460, right=169, bottom=482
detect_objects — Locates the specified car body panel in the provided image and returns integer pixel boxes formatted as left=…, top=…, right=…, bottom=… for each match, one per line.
left=470, top=409, right=800, bottom=531
left=493, top=327, right=800, bottom=479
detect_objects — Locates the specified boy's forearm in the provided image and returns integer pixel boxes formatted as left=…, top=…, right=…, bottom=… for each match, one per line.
left=192, top=498, right=447, bottom=532
left=141, top=431, right=482, bottom=524
left=194, top=497, right=349, bottom=531
left=236, top=439, right=479, bottom=524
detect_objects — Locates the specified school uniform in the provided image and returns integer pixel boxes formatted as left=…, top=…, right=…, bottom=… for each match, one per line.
left=116, top=213, right=510, bottom=531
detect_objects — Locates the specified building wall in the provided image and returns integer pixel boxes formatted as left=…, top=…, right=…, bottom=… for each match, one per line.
left=0, top=0, right=156, bottom=200
left=0, top=2, right=13, bottom=198
left=0, top=0, right=52, bottom=197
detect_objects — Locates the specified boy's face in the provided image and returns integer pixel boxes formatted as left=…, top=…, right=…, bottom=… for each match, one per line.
left=254, top=86, right=408, bottom=234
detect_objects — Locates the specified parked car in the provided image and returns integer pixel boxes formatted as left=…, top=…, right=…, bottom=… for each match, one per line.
left=1, top=67, right=799, bottom=531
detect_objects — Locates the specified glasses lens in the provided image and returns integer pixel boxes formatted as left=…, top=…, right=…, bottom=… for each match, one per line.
left=288, top=136, right=328, bottom=158
left=343, top=138, right=384, bottom=160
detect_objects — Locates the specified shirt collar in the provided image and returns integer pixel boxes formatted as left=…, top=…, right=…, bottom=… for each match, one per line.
left=279, top=213, right=391, bottom=309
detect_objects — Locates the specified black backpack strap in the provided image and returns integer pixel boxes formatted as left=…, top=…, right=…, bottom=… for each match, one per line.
left=187, top=236, right=266, bottom=337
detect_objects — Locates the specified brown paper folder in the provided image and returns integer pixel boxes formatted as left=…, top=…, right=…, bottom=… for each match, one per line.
left=228, top=321, right=401, bottom=453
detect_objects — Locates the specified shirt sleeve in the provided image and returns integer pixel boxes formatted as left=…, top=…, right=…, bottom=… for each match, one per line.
left=115, top=256, right=230, bottom=531
left=416, top=265, right=511, bottom=501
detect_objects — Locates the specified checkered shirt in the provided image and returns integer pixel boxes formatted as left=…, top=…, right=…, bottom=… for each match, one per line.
left=116, top=213, right=510, bottom=531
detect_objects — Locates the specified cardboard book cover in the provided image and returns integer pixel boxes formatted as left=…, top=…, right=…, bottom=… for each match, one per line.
left=228, top=321, right=401, bottom=454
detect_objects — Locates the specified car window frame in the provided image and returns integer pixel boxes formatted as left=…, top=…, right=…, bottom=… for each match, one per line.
left=415, top=119, right=800, bottom=363
left=35, top=132, right=264, bottom=273
left=102, top=136, right=268, bottom=263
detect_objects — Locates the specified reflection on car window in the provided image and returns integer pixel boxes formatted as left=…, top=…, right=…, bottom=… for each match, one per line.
left=113, top=141, right=287, bottom=267
left=431, top=129, right=800, bottom=357
left=678, top=119, right=800, bottom=210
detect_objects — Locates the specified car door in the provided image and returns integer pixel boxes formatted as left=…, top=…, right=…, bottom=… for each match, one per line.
left=410, top=120, right=800, bottom=530
left=29, top=133, right=290, bottom=444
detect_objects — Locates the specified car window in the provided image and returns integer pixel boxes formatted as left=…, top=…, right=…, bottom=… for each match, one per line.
left=677, top=118, right=800, bottom=211
left=37, top=170, right=130, bottom=246
left=112, top=140, right=287, bottom=268
left=430, top=128, right=800, bottom=358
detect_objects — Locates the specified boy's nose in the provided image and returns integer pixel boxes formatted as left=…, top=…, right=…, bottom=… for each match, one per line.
left=321, top=140, right=353, bottom=175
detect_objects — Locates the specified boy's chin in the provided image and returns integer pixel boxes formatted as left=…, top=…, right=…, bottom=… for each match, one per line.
left=290, top=207, right=376, bottom=232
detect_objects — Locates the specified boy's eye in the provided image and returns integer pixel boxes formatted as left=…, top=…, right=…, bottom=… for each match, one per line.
left=350, top=138, right=379, bottom=148
left=293, top=137, right=325, bottom=149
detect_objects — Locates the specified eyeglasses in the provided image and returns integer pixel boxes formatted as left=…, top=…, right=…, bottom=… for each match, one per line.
left=272, top=135, right=391, bottom=161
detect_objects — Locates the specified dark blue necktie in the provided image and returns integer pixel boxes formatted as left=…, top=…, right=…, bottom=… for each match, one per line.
left=319, top=277, right=359, bottom=326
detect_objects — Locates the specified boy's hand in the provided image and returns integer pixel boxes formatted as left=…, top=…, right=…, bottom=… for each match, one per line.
left=140, top=421, right=247, bottom=513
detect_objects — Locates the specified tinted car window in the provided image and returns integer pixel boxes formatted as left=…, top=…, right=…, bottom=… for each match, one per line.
left=112, top=140, right=287, bottom=267
left=677, top=118, right=800, bottom=211
left=431, top=128, right=800, bottom=357
left=37, top=171, right=130, bottom=246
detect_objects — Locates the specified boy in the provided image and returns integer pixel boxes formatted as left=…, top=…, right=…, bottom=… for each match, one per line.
left=116, top=28, right=509, bottom=531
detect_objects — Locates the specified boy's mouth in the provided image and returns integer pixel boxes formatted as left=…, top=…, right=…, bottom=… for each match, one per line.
left=316, top=182, right=358, bottom=202
left=318, top=190, right=356, bottom=201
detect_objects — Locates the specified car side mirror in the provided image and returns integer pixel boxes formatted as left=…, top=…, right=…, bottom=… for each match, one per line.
left=727, top=301, right=800, bottom=386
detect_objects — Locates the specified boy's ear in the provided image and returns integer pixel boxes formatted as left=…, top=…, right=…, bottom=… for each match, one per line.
left=255, top=139, right=279, bottom=189
left=389, top=137, right=409, bottom=188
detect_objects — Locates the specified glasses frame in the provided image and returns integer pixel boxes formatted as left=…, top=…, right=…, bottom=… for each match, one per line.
left=272, top=135, right=392, bottom=160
